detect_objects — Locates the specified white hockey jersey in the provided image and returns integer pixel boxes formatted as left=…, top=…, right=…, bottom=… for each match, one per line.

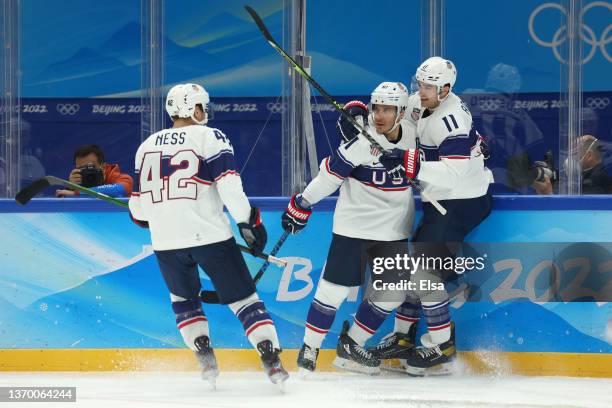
left=301, top=123, right=416, bottom=241
left=128, top=125, right=251, bottom=251
left=405, top=92, right=493, bottom=201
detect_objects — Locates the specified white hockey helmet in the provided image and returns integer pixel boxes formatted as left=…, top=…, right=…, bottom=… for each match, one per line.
left=165, top=83, right=210, bottom=125
left=369, top=81, right=410, bottom=134
left=415, top=56, right=457, bottom=96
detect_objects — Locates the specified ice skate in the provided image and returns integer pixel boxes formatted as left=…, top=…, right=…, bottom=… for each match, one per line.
left=297, top=343, right=319, bottom=377
left=404, top=323, right=456, bottom=377
left=332, top=321, right=380, bottom=375
left=257, top=340, right=289, bottom=390
left=368, top=323, right=417, bottom=359
left=194, top=335, right=219, bottom=389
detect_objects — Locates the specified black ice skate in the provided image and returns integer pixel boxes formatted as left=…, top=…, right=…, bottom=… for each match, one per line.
left=297, top=343, right=319, bottom=373
left=332, top=321, right=380, bottom=375
left=404, top=322, right=456, bottom=377
left=194, top=335, right=219, bottom=388
left=257, top=340, right=289, bottom=389
left=368, top=323, right=417, bottom=359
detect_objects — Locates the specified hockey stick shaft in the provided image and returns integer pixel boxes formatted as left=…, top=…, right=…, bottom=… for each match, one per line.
left=15, top=175, right=286, bottom=266
left=200, top=229, right=290, bottom=304
left=244, top=6, right=446, bottom=216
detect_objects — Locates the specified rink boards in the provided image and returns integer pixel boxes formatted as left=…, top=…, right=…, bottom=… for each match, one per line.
left=0, top=196, right=611, bottom=377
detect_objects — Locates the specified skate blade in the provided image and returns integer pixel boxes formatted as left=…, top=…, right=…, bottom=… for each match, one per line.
left=268, top=369, right=290, bottom=385
left=332, top=357, right=380, bottom=375
left=405, top=361, right=455, bottom=377
left=380, top=359, right=408, bottom=373
left=297, top=367, right=314, bottom=379
left=201, top=368, right=219, bottom=389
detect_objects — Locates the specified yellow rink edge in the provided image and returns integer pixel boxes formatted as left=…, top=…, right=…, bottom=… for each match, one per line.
left=0, top=349, right=610, bottom=378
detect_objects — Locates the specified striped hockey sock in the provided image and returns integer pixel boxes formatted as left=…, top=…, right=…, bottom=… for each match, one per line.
left=348, top=300, right=392, bottom=346
left=172, top=299, right=209, bottom=351
left=230, top=293, right=279, bottom=350
left=394, top=300, right=421, bottom=333
left=422, top=299, right=452, bottom=345
left=303, top=298, right=337, bottom=349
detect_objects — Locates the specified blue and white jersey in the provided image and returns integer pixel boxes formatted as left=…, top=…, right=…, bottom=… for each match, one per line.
left=129, top=125, right=251, bottom=250
left=302, top=123, right=416, bottom=241
left=405, top=92, right=493, bottom=201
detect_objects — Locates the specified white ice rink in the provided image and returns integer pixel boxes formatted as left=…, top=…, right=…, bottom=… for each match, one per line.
left=1, top=371, right=611, bottom=408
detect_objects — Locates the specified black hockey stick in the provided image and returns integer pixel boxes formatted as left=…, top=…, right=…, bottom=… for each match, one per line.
left=245, top=5, right=447, bottom=216
left=200, top=229, right=290, bottom=304
left=15, top=175, right=287, bottom=266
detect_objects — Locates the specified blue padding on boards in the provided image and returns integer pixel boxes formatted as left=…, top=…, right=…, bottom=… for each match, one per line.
left=2, top=195, right=612, bottom=213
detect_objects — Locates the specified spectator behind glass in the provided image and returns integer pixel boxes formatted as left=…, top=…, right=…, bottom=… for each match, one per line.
left=533, top=135, right=612, bottom=195
left=56, top=144, right=133, bottom=198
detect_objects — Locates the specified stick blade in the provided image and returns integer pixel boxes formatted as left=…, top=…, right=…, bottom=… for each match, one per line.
left=15, top=177, right=51, bottom=205
left=244, top=5, right=273, bottom=41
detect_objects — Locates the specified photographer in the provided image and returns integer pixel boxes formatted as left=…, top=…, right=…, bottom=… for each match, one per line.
left=55, top=144, right=133, bottom=198
left=507, top=135, right=611, bottom=195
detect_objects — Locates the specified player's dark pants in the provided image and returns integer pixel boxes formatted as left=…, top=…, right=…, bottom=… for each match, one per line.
left=323, top=233, right=408, bottom=287
left=414, top=192, right=493, bottom=242
left=154, top=237, right=256, bottom=304
left=410, top=191, right=493, bottom=281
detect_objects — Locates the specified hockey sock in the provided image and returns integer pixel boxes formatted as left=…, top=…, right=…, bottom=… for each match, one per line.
left=172, top=296, right=209, bottom=351
left=303, top=279, right=350, bottom=349
left=229, top=292, right=280, bottom=350
left=394, top=300, right=421, bottom=334
left=348, top=299, right=395, bottom=346
left=421, top=299, right=452, bottom=346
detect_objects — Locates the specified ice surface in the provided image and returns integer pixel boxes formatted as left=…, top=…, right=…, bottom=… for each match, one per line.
left=1, top=371, right=610, bottom=408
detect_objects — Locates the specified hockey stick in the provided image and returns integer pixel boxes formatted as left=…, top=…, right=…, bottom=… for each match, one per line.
left=245, top=5, right=447, bottom=216
left=200, top=229, right=290, bottom=304
left=14, top=175, right=287, bottom=266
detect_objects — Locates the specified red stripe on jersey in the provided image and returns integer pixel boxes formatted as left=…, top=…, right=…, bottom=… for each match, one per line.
left=354, top=318, right=375, bottom=334
left=246, top=319, right=274, bottom=336
left=214, top=170, right=240, bottom=181
left=324, top=157, right=345, bottom=180
left=428, top=322, right=452, bottom=331
left=305, top=323, right=329, bottom=334
left=177, top=316, right=207, bottom=329
left=192, top=176, right=212, bottom=185
left=396, top=314, right=420, bottom=322
left=360, top=180, right=409, bottom=191
left=439, top=155, right=469, bottom=160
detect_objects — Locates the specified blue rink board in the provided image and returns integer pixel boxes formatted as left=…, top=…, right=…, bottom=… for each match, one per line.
left=0, top=196, right=611, bottom=353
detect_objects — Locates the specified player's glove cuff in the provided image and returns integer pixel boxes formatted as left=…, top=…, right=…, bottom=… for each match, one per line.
left=282, top=194, right=312, bottom=234
left=238, top=206, right=268, bottom=256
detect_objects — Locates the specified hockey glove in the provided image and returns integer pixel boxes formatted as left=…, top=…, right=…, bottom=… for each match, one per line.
left=380, top=148, right=421, bottom=180
left=281, top=194, right=312, bottom=234
left=336, top=100, right=368, bottom=143
left=238, top=207, right=268, bottom=256
left=129, top=212, right=149, bottom=229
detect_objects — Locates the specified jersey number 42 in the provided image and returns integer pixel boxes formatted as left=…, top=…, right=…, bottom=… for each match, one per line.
left=139, top=150, right=200, bottom=202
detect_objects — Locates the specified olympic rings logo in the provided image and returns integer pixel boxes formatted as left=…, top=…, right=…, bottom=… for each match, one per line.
left=56, top=103, right=80, bottom=116
left=528, top=1, right=612, bottom=63
left=585, top=96, right=610, bottom=109
left=478, top=98, right=503, bottom=111
left=266, top=102, right=286, bottom=114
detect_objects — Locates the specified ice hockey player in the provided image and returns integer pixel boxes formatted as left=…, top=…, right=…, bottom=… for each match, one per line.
left=281, top=82, right=417, bottom=375
left=373, top=57, right=494, bottom=376
left=128, top=83, right=288, bottom=388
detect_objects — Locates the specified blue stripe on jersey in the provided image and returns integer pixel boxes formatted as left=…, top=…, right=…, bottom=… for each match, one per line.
left=438, top=134, right=470, bottom=157
left=420, top=144, right=439, bottom=161
left=438, top=128, right=480, bottom=158
left=350, top=166, right=410, bottom=189
left=327, top=149, right=356, bottom=178
left=205, top=151, right=238, bottom=181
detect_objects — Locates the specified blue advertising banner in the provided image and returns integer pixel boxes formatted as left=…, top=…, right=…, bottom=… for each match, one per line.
left=0, top=197, right=611, bottom=354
